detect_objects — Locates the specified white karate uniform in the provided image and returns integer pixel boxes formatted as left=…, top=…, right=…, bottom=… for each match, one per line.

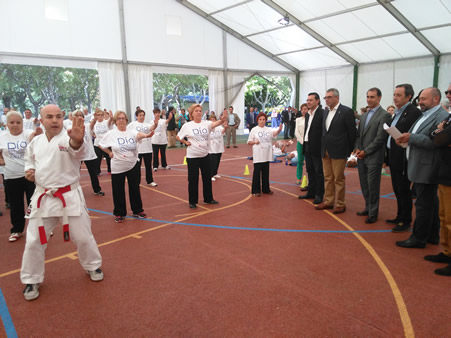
left=20, top=130, right=102, bottom=284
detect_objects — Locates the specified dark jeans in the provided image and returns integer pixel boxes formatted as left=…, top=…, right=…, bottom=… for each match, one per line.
left=411, top=183, right=440, bottom=244
left=304, top=142, right=324, bottom=199
left=139, top=153, right=154, bottom=184
left=252, top=161, right=270, bottom=194
left=111, top=161, right=143, bottom=216
left=152, top=144, right=167, bottom=168
left=209, top=153, right=222, bottom=177
left=84, top=159, right=102, bottom=193
left=94, top=146, right=111, bottom=174
left=4, top=177, right=35, bottom=233
left=388, top=159, right=413, bottom=223
left=283, top=122, right=290, bottom=139
left=187, top=155, right=213, bottom=205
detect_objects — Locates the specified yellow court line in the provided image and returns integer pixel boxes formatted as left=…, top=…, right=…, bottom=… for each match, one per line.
left=271, top=185, right=414, bottom=338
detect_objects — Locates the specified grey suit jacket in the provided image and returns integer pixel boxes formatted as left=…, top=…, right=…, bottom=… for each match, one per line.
left=355, top=106, right=392, bottom=164
left=407, top=106, right=449, bottom=184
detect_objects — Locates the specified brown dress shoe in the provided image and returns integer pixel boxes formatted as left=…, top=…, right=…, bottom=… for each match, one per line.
left=332, top=206, right=346, bottom=214
left=315, top=203, right=333, bottom=210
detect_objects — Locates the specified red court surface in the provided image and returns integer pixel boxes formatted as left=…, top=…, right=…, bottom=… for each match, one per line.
left=0, top=144, right=450, bottom=337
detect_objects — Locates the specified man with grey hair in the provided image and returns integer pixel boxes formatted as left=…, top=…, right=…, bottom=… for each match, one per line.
left=315, top=88, right=356, bottom=214
left=396, top=87, right=449, bottom=248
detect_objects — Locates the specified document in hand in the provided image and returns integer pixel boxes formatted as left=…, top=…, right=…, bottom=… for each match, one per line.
left=383, top=123, right=407, bottom=148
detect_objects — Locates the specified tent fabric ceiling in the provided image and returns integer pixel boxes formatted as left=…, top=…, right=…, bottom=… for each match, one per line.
left=184, top=0, right=451, bottom=71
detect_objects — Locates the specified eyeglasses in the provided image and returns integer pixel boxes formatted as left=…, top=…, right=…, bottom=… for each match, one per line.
left=323, top=96, right=334, bottom=100
left=445, top=91, right=451, bottom=95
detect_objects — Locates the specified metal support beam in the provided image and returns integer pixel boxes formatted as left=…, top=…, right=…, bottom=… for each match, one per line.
left=433, top=55, right=440, bottom=88
left=295, top=72, right=300, bottom=109
left=261, top=0, right=358, bottom=66
left=352, top=65, right=359, bottom=111
left=177, top=0, right=299, bottom=73
left=377, top=0, right=440, bottom=56
left=222, top=30, right=229, bottom=107
left=118, top=0, right=131, bottom=116
left=209, top=0, right=254, bottom=16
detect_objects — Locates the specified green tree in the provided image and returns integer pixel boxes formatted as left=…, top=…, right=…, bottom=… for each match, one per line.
left=245, top=75, right=292, bottom=112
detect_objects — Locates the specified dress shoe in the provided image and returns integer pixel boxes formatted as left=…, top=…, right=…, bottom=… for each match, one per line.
left=434, top=264, right=451, bottom=276
left=332, top=206, right=346, bottom=214
left=365, top=216, right=377, bottom=224
left=298, top=194, right=314, bottom=200
left=189, top=203, right=197, bottom=209
left=300, top=186, right=308, bottom=192
left=396, top=238, right=426, bottom=248
left=252, top=193, right=261, bottom=197
left=424, top=252, right=451, bottom=263
left=356, top=210, right=368, bottom=216
left=386, top=218, right=400, bottom=225
left=312, top=198, right=322, bottom=205
left=427, top=239, right=439, bottom=245
left=263, top=190, right=274, bottom=195
left=233, top=146, right=238, bottom=148
left=204, top=200, right=219, bottom=205
left=391, top=223, right=410, bottom=233
left=315, top=203, right=333, bottom=210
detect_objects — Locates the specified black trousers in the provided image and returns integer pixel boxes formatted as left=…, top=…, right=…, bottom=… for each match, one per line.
left=152, top=144, right=167, bottom=168
left=187, top=155, right=213, bottom=205
left=139, top=153, right=154, bottom=184
left=304, top=142, right=324, bottom=199
left=252, top=161, right=270, bottom=194
left=209, top=153, right=222, bottom=177
left=111, top=161, right=143, bottom=216
left=2, top=174, right=9, bottom=204
left=4, top=177, right=35, bottom=233
left=84, top=159, right=102, bottom=193
left=94, top=145, right=111, bottom=174
left=411, top=183, right=440, bottom=244
left=388, top=158, right=412, bottom=223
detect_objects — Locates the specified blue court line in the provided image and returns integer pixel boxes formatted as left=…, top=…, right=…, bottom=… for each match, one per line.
left=0, top=289, right=17, bottom=338
left=88, top=208, right=392, bottom=233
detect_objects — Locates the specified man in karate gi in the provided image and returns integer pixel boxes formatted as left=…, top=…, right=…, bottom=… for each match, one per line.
left=21, top=104, right=103, bottom=301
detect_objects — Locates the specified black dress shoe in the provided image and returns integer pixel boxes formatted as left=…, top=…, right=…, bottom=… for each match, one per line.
left=298, top=194, right=315, bottom=200
left=391, top=223, right=410, bottom=233
left=396, top=238, right=426, bottom=248
left=434, top=264, right=451, bottom=276
left=312, top=198, right=322, bottom=205
left=189, top=203, right=197, bottom=209
left=427, top=239, right=439, bottom=245
left=365, top=216, right=377, bottom=224
left=424, top=252, right=451, bottom=263
left=204, top=200, right=219, bottom=205
left=356, top=210, right=369, bottom=216
left=386, top=218, right=399, bottom=224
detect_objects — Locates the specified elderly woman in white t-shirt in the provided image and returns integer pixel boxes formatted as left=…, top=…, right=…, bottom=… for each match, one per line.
left=151, top=108, right=173, bottom=171
left=92, top=109, right=113, bottom=175
left=247, top=112, right=283, bottom=196
left=177, top=104, right=227, bottom=209
left=208, top=114, right=225, bottom=181
left=99, top=111, right=153, bottom=223
left=0, top=111, right=41, bottom=242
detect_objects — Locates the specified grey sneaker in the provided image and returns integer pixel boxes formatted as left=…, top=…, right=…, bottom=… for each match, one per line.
left=87, top=268, right=104, bottom=282
left=23, top=284, right=40, bottom=301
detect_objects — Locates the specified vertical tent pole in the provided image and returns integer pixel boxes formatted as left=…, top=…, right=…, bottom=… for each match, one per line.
left=295, top=71, right=300, bottom=109
left=352, top=65, right=359, bottom=111
left=433, top=55, right=440, bottom=88
left=118, top=0, right=131, bottom=118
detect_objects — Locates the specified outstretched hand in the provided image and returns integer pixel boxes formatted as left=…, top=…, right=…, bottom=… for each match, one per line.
left=68, top=116, right=85, bottom=149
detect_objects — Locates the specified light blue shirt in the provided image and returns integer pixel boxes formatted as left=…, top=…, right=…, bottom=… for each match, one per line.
left=228, top=113, right=235, bottom=126
left=387, top=102, right=409, bottom=149
left=364, top=106, right=380, bottom=129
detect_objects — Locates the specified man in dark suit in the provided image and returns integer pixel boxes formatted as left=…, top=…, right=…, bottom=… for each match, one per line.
left=289, top=108, right=296, bottom=139
left=396, top=87, right=449, bottom=248
left=245, top=107, right=256, bottom=131
left=316, top=88, right=356, bottom=214
left=386, top=84, right=422, bottom=232
left=298, top=93, right=324, bottom=204
left=281, top=106, right=292, bottom=139
left=354, top=88, right=392, bottom=223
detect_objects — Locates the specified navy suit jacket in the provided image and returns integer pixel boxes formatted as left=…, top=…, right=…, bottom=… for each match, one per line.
left=303, top=107, right=324, bottom=156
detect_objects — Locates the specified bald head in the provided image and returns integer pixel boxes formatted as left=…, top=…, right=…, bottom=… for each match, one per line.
left=40, top=104, right=65, bottom=139
left=419, top=87, right=441, bottom=112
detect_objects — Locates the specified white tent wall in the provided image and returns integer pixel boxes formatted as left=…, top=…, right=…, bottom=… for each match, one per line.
left=0, top=0, right=121, bottom=60
left=98, top=62, right=126, bottom=113
left=438, top=54, right=451, bottom=91
left=208, top=70, right=225, bottom=116
left=128, top=64, right=154, bottom=122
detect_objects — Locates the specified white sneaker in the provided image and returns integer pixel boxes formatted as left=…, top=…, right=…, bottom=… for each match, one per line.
left=9, top=233, right=23, bottom=242
left=153, top=168, right=158, bottom=172
left=149, top=182, right=158, bottom=187
left=214, top=175, right=221, bottom=179
left=87, top=268, right=104, bottom=282
left=163, top=166, right=171, bottom=170
left=211, top=177, right=216, bottom=181
left=23, top=284, right=40, bottom=301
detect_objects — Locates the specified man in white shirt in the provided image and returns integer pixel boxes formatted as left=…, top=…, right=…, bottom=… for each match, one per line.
left=225, top=106, right=241, bottom=148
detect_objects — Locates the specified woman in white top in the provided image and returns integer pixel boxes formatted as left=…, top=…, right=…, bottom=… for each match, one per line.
left=208, top=114, right=225, bottom=181
left=71, top=110, right=104, bottom=196
left=127, top=109, right=157, bottom=186
left=177, top=104, right=227, bottom=209
left=247, top=112, right=283, bottom=196
left=92, top=109, right=113, bottom=175
left=99, top=111, right=153, bottom=223
left=294, top=103, right=307, bottom=185
left=0, top=111, right=41, bottom=241
left=151, top=108, right=173, bottom=171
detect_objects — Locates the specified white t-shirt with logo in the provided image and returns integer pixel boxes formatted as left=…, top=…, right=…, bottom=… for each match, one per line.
left=93, top=120, right=112, bottom=146
left=209, top=125, right=225, bottom=154
left=23, top=118, right=37, bottom=131
left=99, top=129, right=140, bottom=174
left=151, top=119, right=168, bottom=145
left=247, top=126, right=275, bottom=163
left=177, top=120, right=212, bottom=158
left=0, top=129, right=33, bottom=179
left=63, top=119, right=72, bottom=130
left=127, top=121, right=153, bottom=154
